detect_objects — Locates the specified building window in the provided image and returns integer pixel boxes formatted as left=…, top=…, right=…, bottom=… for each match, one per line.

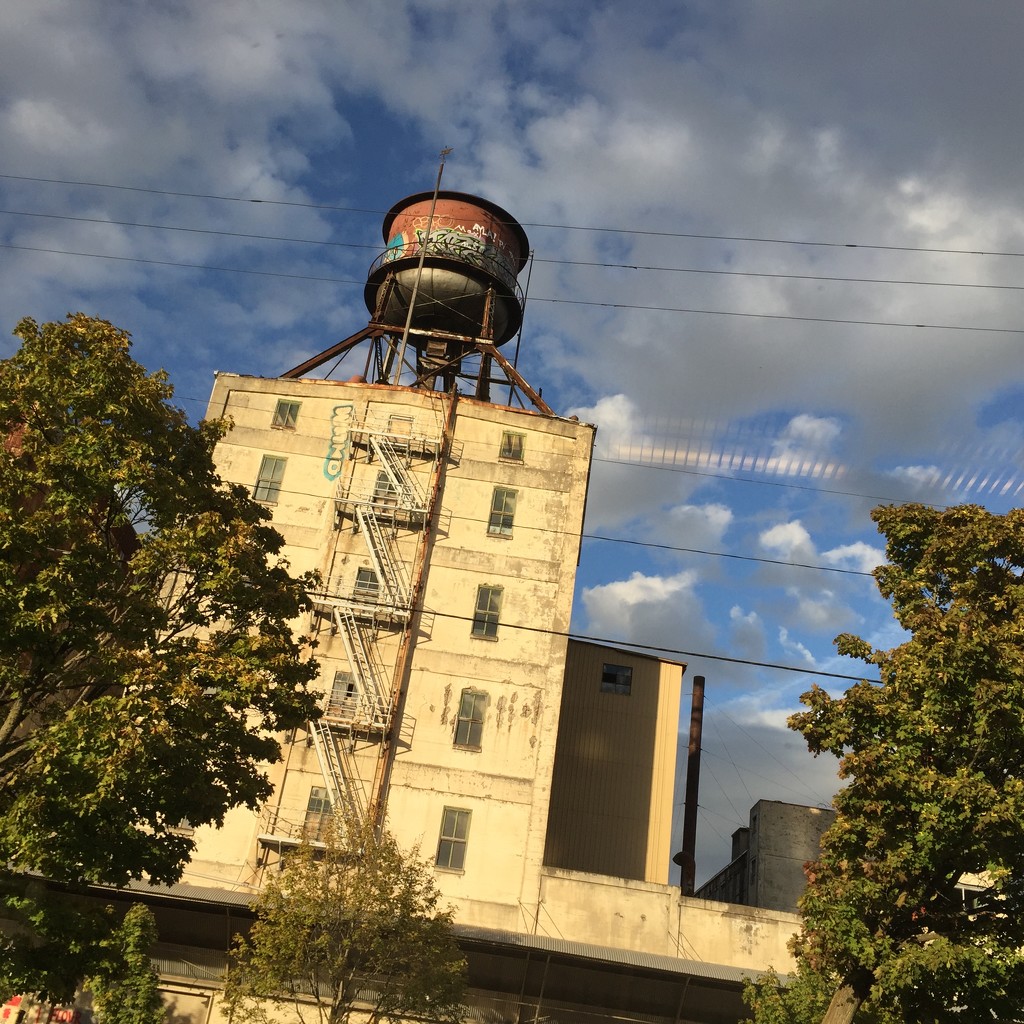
left=436, top=807, right=471, bottom=870
left=455, top=690, right=486, bottom=748
left=304, top=786, right=332, bottom=840
left=471, top=586, right=502, bottom=639
left=271, top=399, right=301, bottom=429
left=373, top=469, right=398, bottom=504
left=499, top=431, right=524, bottom=461
left=601, top=663, right=633, bottom=695
left=253, top=455, right=286, bottom=503
left=327, top=670, right=358, bottom=716
left=354, top=567, right=380, bottom=600
left=487, top=487, right=517, bottom=537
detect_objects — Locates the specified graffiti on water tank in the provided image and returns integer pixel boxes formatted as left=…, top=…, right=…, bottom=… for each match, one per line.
left=381, top=217, right=518, bottom=290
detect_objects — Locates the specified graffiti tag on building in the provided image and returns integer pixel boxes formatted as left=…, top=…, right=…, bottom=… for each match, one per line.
left=323, top=403, right=354, bottom=481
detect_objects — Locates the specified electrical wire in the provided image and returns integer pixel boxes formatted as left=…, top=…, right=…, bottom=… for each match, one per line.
left=3, top=240, right=1021, bottom=336
left=306, top=596, right=878, bottom=683
left=209, top=454, right=885, bottom=576
left=2, top=206, right=1021, bottom=292
left=5, top=171, right=1024, bottom=259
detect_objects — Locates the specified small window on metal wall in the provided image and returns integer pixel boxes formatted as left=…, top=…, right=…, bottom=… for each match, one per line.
left=487, top=487, right=517, bottom=537
left=271, top=399, right=301, bottom=429
left=253, top=455, right=286, bottom=503
left=499, top=431, right=524, bottom=461
left=455, top=690, right=486, bottom=748
left=600, top=663, right=633, bottom=695
left=436, top=807, right=471, bottom=870
left=471, top=586, right=502, bottom=639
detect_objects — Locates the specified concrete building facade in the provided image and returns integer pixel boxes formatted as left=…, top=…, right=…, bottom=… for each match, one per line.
left=186, top=368, right=694, bottom=924
left=695, top=800, right=836, bottom=913
left=157, top=191, right=804, bottom=1022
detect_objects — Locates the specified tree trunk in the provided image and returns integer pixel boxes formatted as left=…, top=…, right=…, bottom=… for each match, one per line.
left=819, top=975, right=867, bottom=1024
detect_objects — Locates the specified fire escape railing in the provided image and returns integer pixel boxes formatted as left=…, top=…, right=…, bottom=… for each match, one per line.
left=304, top=417, right=439, bottom=828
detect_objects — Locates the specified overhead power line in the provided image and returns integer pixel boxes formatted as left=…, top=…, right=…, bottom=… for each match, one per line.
left=4, top=171, right=1024, bottom=259
left=4, top=241, right=1024, bottom=336
left=304, top=596, right=878, bottom=683
left=1, top=207, right=1020, bottom=292
left=209, top=428, right=942, bottom=530
left=586, top=534, right=875, bottom=576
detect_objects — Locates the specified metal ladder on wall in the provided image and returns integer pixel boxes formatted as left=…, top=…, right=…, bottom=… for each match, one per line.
left=310, top=417, right=440, bottom=828
left=308, top=719, right=365, bottom=822
left=354, top=504, right=410, bottom=609
left=368, top=432, right=428, bottom=511
left=332, top=605, right=391, bottom=728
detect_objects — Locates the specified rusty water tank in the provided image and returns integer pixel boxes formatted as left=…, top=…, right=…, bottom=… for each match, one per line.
left=364, top=192, right=529, bottom=345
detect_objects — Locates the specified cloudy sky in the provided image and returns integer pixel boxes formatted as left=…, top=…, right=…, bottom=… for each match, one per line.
left=3, top=0, right=1023, bottom=890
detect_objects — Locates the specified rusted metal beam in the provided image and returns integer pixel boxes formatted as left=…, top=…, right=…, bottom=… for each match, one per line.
left=280, top=326, right=383, bottom=379
left=478, top=343, right=554, bottom=415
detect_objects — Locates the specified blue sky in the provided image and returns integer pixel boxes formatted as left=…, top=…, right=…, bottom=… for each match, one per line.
left=3, top=0, right=1024, bottom=886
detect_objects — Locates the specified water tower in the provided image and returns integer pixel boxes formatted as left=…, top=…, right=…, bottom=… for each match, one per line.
left=283, top=190, right=549, bottom=412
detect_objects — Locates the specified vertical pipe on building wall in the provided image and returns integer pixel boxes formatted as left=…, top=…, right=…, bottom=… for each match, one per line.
left=673, top=977, right=690, bottom=1024
left=392, top=148, right=452, bottom=385
left=531, top=953, right=552, bottom=1024
left=369, top=389, right=460, bottom=829
left=678, top=674, right=705, bottom=896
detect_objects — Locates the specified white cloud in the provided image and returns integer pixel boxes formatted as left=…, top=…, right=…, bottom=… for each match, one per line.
left=778, top=627, right=817, bottom=667
left=759, top=521, right=816, bottom=562
left=822, top=541, right=884, bottom=574
left=787, top=587, right=858, bottom=635
left=888, top=464, right=944, bottom=488
left=569, top=393, right=642, bottom=455
left=728, top=605, right=766, bottom=660
left=581, top=569, right=717, bottom=654
left=780, top=413, right=843, bottom=450
left=583, top=569, right=697, bottom=622
left=666, top=502, right=733, bottom=547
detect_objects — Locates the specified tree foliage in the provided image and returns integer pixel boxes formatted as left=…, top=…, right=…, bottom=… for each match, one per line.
left=87, top=905, right=164, bottom=1024
left=224, top=815, right=466, bottom=1024
left=0, top=314, right=320, bottom=997
left=747, top=503, right=1024, bottom=1024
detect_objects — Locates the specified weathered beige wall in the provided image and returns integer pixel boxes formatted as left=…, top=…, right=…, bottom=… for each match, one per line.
left=187, top=374, right=598, bottom=924
left=386, top=398, right=594, bottom=913
left=537, top=868, right=799, bottom=974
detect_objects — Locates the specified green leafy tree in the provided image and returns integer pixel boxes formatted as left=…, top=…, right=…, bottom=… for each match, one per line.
left=87, top=905, right=164, bottom=1024
left=746, top=503, right=1024, bottom=1024
left=0, top=314, right=320, bottom=997
left=224, top=815, right=466, bottom=1024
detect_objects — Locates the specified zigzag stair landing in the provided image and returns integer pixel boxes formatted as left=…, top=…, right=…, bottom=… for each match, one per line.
left=355, top=503, right=409, bottom=608
left=333, top=606, right=391, bottom=729
left=368, top=431, right=428, bottom=511
left=308, top=718, right=364, bottom=821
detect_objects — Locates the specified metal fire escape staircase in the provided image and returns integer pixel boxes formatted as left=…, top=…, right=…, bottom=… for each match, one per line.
left=308, top=718, right=365, bottom=820
left=308, top=419, right=437, bottom=827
